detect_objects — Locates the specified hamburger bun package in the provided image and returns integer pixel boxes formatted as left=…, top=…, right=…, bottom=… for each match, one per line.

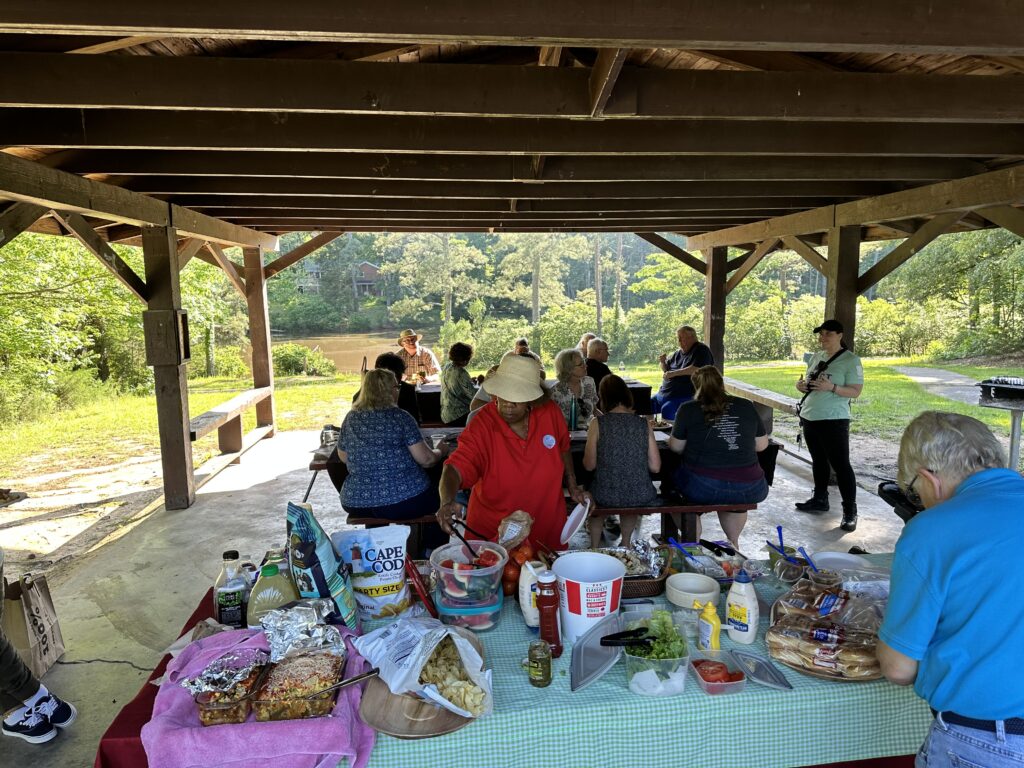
left=332, top=526, right=420, bottom=620
left=352, top=617, right=492, bottom=718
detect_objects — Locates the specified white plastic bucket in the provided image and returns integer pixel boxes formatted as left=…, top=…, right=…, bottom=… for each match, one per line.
left=551, top=552, right=626, bottom=643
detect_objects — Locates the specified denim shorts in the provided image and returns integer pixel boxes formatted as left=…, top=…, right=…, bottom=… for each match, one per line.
left=916, top=715, right=1024, bottom=768
left=674, top=466, right=768, bottom=505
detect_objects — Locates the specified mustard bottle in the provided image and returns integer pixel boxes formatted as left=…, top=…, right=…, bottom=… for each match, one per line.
left=694, top=600, right=721, bottom=651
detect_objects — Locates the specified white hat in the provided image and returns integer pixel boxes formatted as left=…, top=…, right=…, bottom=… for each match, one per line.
left=483, top=354, right=544, bottom=403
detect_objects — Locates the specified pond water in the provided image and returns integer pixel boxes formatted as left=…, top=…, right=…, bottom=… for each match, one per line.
left=282, top=331, right=414, bottom=373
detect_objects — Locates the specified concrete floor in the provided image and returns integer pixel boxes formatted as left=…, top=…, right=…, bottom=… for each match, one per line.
left=6, top=429, right=905, bottom=767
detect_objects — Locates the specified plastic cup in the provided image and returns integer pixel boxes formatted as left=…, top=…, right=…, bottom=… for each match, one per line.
left=431, top=433, right=446, bottom=450
left=766, top=545, right=798, bottom=569
left=551, top=552, right=625, bottom=643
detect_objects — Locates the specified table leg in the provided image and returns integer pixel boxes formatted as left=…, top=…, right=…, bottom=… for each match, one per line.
left=1009, top=409, right=1023, bottom=471
left=302, top=470, right=319, bottom=503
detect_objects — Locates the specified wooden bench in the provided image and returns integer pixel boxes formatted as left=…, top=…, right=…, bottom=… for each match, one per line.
left=723, top=377, right=811, bottom=467
left=189, top=386, right=273, bottom=459
left=588, top=503, right=757, bottom=543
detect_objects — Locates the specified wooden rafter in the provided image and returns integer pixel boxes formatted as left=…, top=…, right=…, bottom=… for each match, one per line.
left=635, top=232, right=706, bottom=274
left=725, top=238, right=781, bottom=294
left=2, top=2, right=1022, bottom=55
left=856, top=211, right=964, bottom=293
left=725, top=249, right=754, bottom=272
left=0, top=202, right=48, bottom=249
left=263, top=232, right=343, bottom=278
left=781, top=234, right=829, bottom=274
left=0, top=151, right=275, bottom=249
left=54, top=151, right=983, bottom=184
left=176, top=237, right=206, bottom=269
left=689, top=50, right=844, bottom=72
left=589, top=48, right=628, bottom=117
left=688, top=165, right=1024, bottom=250
left=65, top=36, right=165, bottom=54
left=8, top=108, right=1023, bottom=156
left=52, top=210, right=148, bottom=302
left=975, top=205, right=1024, bottom=238
left=204, top=242, right=247, bottom=297
left=5, top=55, right=1024, bottom=123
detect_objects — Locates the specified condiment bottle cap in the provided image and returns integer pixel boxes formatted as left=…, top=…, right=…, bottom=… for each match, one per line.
left=260, top=564, right=279, bottom=577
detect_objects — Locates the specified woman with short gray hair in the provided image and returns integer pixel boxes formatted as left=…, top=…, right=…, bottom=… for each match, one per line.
left=550, top=348, right=599, bottom=429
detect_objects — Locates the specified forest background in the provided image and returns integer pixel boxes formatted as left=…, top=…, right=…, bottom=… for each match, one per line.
left=2, top=226, right=1024, bottom=426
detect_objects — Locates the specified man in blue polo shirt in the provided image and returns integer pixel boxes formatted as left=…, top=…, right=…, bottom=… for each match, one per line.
left=877, top=411, right=1024, bottom=767
left=651, top=325, right=714, bottom=420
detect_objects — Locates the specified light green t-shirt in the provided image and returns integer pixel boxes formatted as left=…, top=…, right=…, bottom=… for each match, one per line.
left=800, top=349, right=864, bottom=421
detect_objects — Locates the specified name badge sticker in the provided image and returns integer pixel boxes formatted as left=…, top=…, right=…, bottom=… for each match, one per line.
left=542, top=434, right=556, bottom=449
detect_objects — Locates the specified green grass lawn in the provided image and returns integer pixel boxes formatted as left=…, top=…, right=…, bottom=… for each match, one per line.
left=3, top=359, right=1020, bottom=482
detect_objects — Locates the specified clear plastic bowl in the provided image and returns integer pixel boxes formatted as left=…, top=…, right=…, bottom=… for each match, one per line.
left=620, top=609, right=690, bottom=697
left=430, top=541, right=508, bottom=604
left=434, top=587, right=503, bottom=632
left=690, top=649, right=747, bottom=696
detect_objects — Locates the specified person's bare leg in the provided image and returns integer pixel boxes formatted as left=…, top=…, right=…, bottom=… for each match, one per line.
left=694, top=513, right=702, bottom=543
left=588, top=518, right=603, bottom=548
left=717, top=511, right=747, bottom=550
left=620, top=515, right=638, bottom=547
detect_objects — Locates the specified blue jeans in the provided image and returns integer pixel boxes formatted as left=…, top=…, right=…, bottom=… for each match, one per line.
left=650, top=393, right=691, bottom=420
left=916, top=716, right=1024, bottom=768
left=674, top=466, right=769, bottom=505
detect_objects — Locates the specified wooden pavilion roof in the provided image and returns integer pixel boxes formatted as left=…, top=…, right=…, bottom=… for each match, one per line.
left=2, top=2, right=1024, bottom=245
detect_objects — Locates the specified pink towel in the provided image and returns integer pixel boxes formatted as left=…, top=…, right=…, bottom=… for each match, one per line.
left=141, top=628, right=376, bottom=768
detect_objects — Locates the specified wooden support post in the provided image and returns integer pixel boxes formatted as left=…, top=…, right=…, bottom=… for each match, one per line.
left=702, top=246, right=728, bottom=370
left=244, top=246, right=276, bottom=434
left=825, top=225, right=861, bottom=347
left=218, top=415, right=244, bottom=463
left=0, top=203, right=47, bottom=249
left=142, top=225, right=195, bottom=509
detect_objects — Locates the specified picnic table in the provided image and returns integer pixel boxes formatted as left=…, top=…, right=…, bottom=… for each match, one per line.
left=96, top=556, right=927, bottom=768
left=414, top=379, right=653, bottom=425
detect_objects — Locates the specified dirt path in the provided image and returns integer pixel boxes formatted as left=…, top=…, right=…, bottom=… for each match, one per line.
left=894, top=366, right=980, bottom=405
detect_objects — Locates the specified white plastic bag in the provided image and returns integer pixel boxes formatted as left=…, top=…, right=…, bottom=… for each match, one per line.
left=352, top=617, right=493, bottom=718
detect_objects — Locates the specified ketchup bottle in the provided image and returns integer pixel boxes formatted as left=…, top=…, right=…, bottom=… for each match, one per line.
left=536, top=571, right=562, bottom=658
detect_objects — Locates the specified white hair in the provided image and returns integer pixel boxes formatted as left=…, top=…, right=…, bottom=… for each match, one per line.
left=586, top=337, right=607, bottom=355
left=898, top=411, right=1006, bottom=490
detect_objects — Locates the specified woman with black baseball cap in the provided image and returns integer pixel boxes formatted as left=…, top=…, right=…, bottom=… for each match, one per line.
left=794, top=319, right=864, bottom=532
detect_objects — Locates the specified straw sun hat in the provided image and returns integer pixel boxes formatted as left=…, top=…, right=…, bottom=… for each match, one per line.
left=397, top=328, right=423, bottom=344
left=483, top=354, right=544, bottom=403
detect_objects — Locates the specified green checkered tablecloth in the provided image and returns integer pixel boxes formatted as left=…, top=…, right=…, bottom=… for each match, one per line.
left=363, top=555, right=931, bottom=768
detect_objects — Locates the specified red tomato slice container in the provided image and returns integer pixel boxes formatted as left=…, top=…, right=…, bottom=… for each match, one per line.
left=689, top=649, right=747, bottom=696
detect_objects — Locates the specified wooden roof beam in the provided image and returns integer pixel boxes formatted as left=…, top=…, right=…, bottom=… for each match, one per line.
left=726, top=237, right=781, bottom=294
left=264, top=232, right=343, bottom=278
left=856, top=211, right=964, bottom=293
left=51, top=210, right=148, bottom=302
left=2, top=1, right=1022, bottom=54
left=204, top=242, right=247, bottom=297
left=5, top=55, right=1024, bottom=122
left=8, top=109, right=1023, bottom=156
left=688, top=50, right=845, bottom=72
left=0, top=202, right=48, bottom=249
left=780, top=235, right=829, bottom=274
left=53, top=151, right=984, bottom=184
left=635, top=232, right=706, bottom=274
left=0, top=151, right=276, bottom=249
left=65, top=36, right=165, bottom=54
left=687, top=165, right=1024, bottom=249
left=176, top=237, right=206, bottom=269
left=975, top=204, right=1024, bottom=238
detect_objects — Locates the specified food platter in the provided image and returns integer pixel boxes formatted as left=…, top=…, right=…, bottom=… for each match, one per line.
left=357, top=629, right=484, bottom=740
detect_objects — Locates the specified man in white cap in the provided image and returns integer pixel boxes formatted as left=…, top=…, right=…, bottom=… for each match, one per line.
left=395, top=329, right=441, bottom=383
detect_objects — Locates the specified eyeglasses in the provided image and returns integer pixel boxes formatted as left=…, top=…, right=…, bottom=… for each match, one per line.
left=904, top=470, right=932, bottom=508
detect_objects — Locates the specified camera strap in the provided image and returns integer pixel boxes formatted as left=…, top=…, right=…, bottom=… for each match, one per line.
left=796, top=348, right=849, bottom=414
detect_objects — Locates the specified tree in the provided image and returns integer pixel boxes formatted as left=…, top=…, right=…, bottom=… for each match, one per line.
left=376, top=233, right=489, bottom=325
left=492, top=233, right=591, bottom=323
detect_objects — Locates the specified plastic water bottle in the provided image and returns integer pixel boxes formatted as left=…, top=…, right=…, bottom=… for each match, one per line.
left=618, top=361, right=626, bottom=375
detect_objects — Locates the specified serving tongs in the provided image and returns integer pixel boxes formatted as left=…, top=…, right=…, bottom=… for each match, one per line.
left=303, top=667, right=380, bottom=699
left=452, top=517, right=489, bottom=541
left=599, top=628, right=654, bottom=651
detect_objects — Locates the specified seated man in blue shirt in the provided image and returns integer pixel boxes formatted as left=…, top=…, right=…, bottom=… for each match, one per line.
left=877, top=411, right=1024, bottom=768
left=651, top=325, right=714, bottom=420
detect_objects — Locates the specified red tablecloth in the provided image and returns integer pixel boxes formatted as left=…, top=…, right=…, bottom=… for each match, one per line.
left=94, top=590, right=214, bottom=768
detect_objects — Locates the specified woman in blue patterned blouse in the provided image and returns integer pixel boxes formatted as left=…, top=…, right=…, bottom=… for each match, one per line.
left=338, top=368, right=450, bottom=550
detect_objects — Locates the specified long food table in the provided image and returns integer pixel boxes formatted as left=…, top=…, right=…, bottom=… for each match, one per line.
left=98, top=558, right=927, bottom=768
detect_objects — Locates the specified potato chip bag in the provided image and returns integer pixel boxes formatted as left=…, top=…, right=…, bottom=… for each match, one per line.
left=331, top=526, right=419, bottom=620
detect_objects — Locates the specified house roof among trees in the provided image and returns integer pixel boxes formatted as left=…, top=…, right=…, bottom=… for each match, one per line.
left=1, top=2, right=1023, bottom=246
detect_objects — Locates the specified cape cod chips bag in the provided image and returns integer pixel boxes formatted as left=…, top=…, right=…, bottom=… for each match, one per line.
left=331, top=526, right=419, bottom=620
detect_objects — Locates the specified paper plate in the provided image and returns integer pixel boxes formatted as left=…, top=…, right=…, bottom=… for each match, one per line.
left=561, top=499, right=591, bottom=545
left=809, top=551, right=871, bottom=571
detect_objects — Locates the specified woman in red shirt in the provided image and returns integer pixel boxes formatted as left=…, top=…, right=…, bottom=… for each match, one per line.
left=436, top=355, right=591, bottom=551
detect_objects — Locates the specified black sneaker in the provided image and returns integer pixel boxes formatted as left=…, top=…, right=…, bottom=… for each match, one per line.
left=2, top=705, right=57, bottom=744
left=795, top=496, right=829, bottom=513
left=34, top=694, right=76, bottom=729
